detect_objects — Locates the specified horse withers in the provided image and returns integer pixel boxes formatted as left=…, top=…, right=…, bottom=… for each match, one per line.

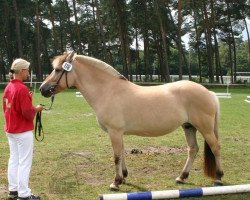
left=40, top=52, right=224, bottom=190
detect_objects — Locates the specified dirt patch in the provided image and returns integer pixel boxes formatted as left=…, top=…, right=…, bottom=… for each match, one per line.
left=54, top=147, right=187, bottom=188
left=126, top=146, right=187, bottom=155
left=54, top=151, right=107, bottom=187
left=65, top=151, right=94, bottom=158
left=0, top=185, right=7, bottom=199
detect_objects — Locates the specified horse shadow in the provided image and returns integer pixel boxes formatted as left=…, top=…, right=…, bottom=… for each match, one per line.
left=119, top=182, right=148, bottom=192
left=118, top=181, right=198, bottom=193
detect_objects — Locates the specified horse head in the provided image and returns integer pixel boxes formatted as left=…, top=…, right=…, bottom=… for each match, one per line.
left=40, top=51, right=75, bottom=97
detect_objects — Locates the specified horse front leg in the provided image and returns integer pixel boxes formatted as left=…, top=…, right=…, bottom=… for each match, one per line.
left=108, top=129, right=126, bottom=191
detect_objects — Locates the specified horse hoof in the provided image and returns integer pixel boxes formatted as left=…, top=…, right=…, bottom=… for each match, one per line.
left=109, top=183, right=119, bottom=191
left=213, top=180, right=223, bottom=186
left=175, top=177, right=185, bottom=184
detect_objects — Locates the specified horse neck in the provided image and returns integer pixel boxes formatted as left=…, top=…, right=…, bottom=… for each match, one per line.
left=74, top=59, right=120, bottom=108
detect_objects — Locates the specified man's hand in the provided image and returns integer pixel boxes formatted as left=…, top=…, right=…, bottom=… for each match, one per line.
left=35, top=105, right=43, bottom=112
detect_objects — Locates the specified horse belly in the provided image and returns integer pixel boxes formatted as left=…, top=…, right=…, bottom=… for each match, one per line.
left=124, top=105, right=186, bottom=137
left=124, top=126, right=179, bottom=137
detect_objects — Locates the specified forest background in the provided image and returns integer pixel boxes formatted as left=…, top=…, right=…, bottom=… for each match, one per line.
left=0, top=0, right=249, bottom=84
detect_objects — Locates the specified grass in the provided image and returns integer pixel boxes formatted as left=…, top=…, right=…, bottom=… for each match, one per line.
left=0, top=87, right=250, bottom=200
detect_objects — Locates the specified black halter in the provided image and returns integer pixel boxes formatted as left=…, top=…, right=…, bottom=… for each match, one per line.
left=56, top=68, right=70, bottom=88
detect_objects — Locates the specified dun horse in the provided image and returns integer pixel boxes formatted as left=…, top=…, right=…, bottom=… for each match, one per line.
left=40, top=52, right=224, bottom=190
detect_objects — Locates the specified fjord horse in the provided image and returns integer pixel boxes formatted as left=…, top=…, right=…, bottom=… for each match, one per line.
left=40, top=52, right=224, bottom=190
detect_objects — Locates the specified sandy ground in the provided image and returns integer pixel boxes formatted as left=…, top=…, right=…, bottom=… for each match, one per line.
left=0, top=184, right=7, bottom=200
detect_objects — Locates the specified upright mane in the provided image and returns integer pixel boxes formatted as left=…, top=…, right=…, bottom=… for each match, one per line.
left=52, top=53, right=126, bottom=80
left=75, top=55, right=126, bottom=80
left=52, top=53, right=68, bottom=69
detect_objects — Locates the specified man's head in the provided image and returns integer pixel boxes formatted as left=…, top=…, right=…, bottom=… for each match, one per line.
left=10, top=58, right=30, bottom=81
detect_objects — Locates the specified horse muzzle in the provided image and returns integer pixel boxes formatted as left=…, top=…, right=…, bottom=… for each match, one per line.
left=40, top=83, right=57, bottom=97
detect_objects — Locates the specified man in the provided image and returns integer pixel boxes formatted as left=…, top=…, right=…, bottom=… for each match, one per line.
left=3, top=58, right=43, bottom=200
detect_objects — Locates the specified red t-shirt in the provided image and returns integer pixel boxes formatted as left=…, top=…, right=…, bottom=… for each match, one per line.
left=3, top=79, right=36, bottom=133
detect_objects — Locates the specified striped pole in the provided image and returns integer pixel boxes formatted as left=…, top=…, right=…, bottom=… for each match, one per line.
left=99, top=184, right=250, bottom=200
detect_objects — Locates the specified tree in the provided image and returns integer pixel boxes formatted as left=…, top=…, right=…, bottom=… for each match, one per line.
left=111, top=0, right=131, bottom=79
left=202, top=0, right=214, bottom=83
left=177, top=0, right=183, bottom=80
left=35, top=0, right=42, bottom=81
left=94, top=0, right=108, bottom=62
left=0, top=0, right=249, bottom=84
left=154, top=0, right=170, bottom=82
left=46, top=0, right=59, bottom=55
left=13, top=0, right=23, bottom=57
left=72, top=0, right=83, bottom=53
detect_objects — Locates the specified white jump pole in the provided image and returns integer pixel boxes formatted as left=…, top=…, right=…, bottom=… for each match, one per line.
left=99, top=184, right=250, bottom=200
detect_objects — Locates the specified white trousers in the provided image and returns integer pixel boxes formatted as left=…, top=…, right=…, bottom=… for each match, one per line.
left=6, top=131, right=34, bottom=198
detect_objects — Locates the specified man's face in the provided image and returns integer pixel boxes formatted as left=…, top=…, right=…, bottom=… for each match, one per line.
left=21, top=68, right=30, bottom=80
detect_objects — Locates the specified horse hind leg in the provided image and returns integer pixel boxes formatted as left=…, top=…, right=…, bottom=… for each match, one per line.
left=203, top=96, right=224, bottom=185
left=203, top=133, right=224, bottom=186
left=176, top=123, right=199, bottom=184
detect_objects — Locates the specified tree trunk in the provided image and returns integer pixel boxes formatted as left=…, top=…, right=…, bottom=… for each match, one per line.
left=154, top=33, right=164, bottom=82
left=64, top=0, right=75, bottom=50
left=73, top=0, right=83, bottom=53
left=0, top=51, right=7, bottom=82
left=167, top=5, right=191, bottom=80
left=112, top=0, right=130, bottom=79
left=155, top=0, right=170, bottom=82
left=135, top=27, right=141, bottom=82
left=58, top=14, right=64, bottom=53
left=232, top=30, right=237, bottom=83
left=226, top=0, right=234, bottom=83
left=210, top=0, right=220, bottom=83
left=193, top=5, right=202, bottom=83
left=236, top=0, right=250, bottom=60
left=47, top=0, right=58, bottom=55
left=243, top=18, right=250, bottom=60
left=177, top=0, right=183, bottom=80
left=202, top=0, right=214, bottom=83
left=35, top=0, right=42, bottom=81
left=13, top=0, right=23, bottom=57
left=142, top=1, right=150, bottom=81
left=94, top=0, right=108, bottom=62
left=2, top=1, right=12, bottom=66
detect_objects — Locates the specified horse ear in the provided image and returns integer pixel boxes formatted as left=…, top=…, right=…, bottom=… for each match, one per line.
left=66, top=51, right=75, bottom=63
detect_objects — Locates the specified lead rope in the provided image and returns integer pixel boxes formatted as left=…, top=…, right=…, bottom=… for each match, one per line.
left=35, top=95, right=55, bottom=141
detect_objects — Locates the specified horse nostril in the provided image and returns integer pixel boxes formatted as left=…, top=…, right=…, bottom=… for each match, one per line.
left=39, top=84, right=57, bottom=98
left=40, top=88, right=46, bottom=96
left=39, top=85, right=44, bottom=93
left=39, top=85, right=50, bottom=97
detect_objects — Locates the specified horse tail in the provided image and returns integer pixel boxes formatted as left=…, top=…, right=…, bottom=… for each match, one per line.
left=204, top=92, right=220, bottom=179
